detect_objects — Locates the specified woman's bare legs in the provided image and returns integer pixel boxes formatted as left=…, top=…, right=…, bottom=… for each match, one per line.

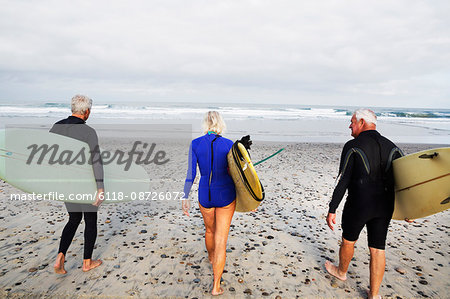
left=202, top=200, right=236, bottom=296
left=199, top=204, right=216, bottom=264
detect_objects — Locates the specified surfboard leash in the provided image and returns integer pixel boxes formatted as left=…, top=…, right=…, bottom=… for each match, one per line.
left=253, top=148, right=285, bottom=166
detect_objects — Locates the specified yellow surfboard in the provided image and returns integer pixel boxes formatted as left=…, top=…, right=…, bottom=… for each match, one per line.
left=392, top=147, right=450, bottom=220
left=227, top=142, right=264, bottom=212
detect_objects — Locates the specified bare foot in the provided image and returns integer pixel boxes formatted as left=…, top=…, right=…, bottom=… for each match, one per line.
left=54, top=252, right=67, bottom=274
left=211, top=287, right=224, bottom=296
left=82, top=259, right=102, bottom=272
left=325, top=260, right=347, bottom=281
left=367, top=290, right=382, bottom=299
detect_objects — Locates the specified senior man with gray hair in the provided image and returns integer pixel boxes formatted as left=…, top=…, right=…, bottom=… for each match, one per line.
left=325, top=108, right=403, bottom=298
left=51, top=94, right=104, bottom=274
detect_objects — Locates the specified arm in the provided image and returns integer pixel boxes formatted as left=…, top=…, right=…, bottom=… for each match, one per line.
left=182, top=142, right=197, bottom=216
left=328, top=145, right=354, bottom=214
left=87, top=130, right=104, bottom=190
left=183, top=142, right=197, bottom=198
left=87, top=130, right=105, bottom=206
left=327, top=145, right=354, bottom=230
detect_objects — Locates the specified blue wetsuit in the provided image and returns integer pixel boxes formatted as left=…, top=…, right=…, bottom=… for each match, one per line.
left=183, top=133, right=236, bottom=208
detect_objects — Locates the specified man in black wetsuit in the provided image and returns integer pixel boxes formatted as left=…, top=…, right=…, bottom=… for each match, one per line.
left=325, top=109, right=403, bottom=299
left=51, top=95, right=104, bottom=274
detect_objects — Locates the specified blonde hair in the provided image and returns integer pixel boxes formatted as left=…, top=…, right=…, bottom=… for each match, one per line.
left=71, top=94, right=92, bottom=114
left=354, top=108, right=377, bottom=126
left=202, top=111, right=226, bottom=135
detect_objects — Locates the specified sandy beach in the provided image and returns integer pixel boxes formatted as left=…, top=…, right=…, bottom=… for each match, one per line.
left=0, top=139, right=448, bottom=298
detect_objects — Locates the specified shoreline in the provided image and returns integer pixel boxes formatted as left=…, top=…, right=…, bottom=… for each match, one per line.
left=1, top=116, right=449, bottom=146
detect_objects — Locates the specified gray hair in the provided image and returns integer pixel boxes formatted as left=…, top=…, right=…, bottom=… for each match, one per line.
left=71, top=94, right=92, bottom=114
left=354, top=108, right=377, bottom=126
left=202, top=111, right=226, bottom=135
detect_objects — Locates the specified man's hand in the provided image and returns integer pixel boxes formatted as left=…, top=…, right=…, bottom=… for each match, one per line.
left=92, top=188, right=104, bottom=207
left=326, top=213, right=336, bottom=231
left=182, top=199, right=191, bottom=217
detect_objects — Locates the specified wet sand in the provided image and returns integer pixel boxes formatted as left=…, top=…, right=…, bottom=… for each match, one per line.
left=0, top=140, right=448, bottom=298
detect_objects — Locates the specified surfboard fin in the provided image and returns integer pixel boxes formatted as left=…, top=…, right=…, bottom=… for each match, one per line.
left=440, top=197, right=450, bottom=205
left=419, top=152, right=438, bottom=159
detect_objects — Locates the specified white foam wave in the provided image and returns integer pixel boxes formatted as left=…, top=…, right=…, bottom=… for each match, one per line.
left=0, top=104, right=448, bottom=127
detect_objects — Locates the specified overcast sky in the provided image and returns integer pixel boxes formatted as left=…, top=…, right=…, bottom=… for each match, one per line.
left=0, top=0, right=449, bottom=108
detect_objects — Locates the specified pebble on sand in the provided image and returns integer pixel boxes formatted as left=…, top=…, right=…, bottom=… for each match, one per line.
left=395, top=267, right=406, bottom=275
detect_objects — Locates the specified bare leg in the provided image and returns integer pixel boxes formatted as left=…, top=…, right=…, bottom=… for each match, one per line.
left=54, top=252, right=67, bottom=274
left=211, top=200, right=236, bottom=295
left=325, top=237, right=356, bottom=281
left=199, top=203, right=216, bottom=264
left=82, top=259, right=102, bottom=272
left=368, top=247, right=385, bottom=299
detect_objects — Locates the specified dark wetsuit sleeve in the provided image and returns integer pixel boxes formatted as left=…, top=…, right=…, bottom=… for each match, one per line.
left=392, top=148, right=403, bottom=163
left=183, top=142, right=197, bottom=198
left=87, top=130, right=104, bottom=190
left=329, top=145, right=354, bottom=214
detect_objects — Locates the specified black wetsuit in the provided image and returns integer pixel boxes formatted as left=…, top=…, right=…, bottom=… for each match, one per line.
left=50, top=116, right=104, bottom=259
left=329, top=130, right=403, bottom=249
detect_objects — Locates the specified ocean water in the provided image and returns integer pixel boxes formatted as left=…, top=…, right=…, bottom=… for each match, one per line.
left=0, top=102, right=449, bottom=144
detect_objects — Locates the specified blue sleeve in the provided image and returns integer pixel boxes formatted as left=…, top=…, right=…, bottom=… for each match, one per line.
left=183, top=141, right=197, bottom=198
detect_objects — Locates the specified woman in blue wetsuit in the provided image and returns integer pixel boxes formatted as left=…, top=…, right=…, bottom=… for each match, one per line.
left=182, top=111, right=236, bottom=296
